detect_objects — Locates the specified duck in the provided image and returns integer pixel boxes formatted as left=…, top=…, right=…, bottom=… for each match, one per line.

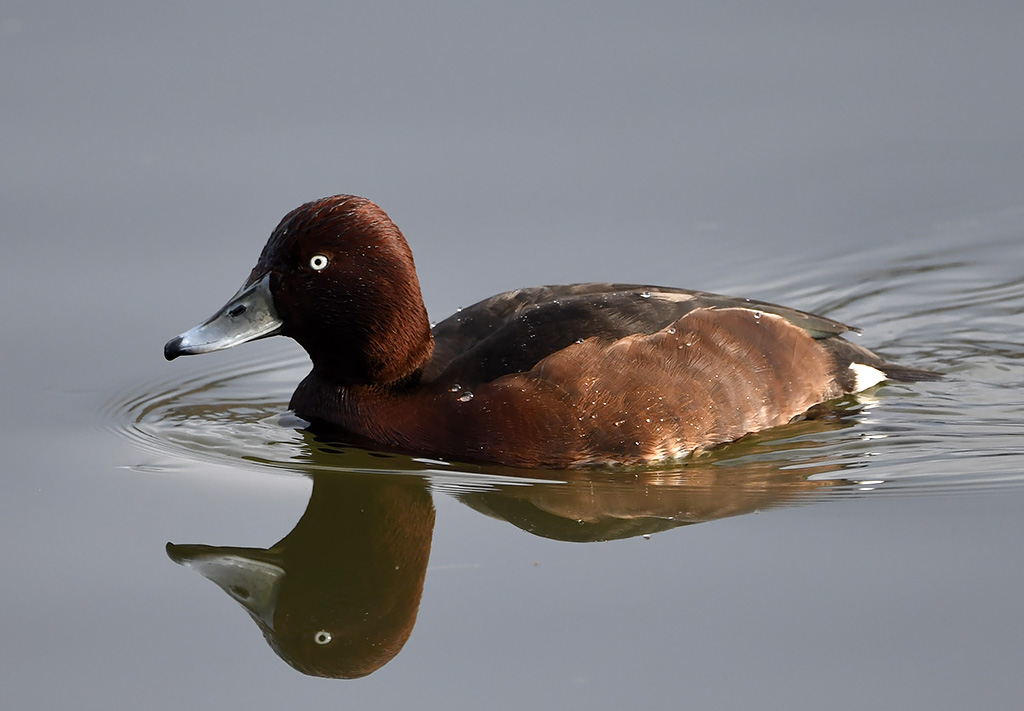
left=165, top=194, right=937, bottom=468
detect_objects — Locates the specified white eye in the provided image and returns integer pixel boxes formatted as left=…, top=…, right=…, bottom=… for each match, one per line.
left=314, top=630, right=333, bottom=645
left=309, top=254, right=329, bottom=271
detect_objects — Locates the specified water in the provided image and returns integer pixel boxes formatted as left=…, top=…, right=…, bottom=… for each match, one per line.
left=98, top=206, right=1024, bottom=703
left=4, top=3, right=1024, bottom=709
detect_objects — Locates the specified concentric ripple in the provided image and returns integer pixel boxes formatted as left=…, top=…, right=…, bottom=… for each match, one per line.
left=111, top=350, right=310, bottom=471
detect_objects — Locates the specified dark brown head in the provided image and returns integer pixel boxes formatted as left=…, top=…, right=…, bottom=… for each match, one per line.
left=165, top=195, right=434, bottom=386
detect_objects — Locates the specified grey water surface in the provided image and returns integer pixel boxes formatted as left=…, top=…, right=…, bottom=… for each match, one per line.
left=3, top=3, right=1024, bottom=709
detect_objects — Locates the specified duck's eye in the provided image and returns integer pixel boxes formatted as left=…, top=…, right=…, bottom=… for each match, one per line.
left=309, top=254, right=330, bottom=271
left=313, top=630, right=333, bottom=645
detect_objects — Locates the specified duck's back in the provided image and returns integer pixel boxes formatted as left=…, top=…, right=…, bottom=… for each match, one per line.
left=424, top=284, right=854, bottom=385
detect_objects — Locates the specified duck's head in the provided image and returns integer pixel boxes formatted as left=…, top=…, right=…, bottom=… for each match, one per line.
left=164, top=195, right=433, bottom=386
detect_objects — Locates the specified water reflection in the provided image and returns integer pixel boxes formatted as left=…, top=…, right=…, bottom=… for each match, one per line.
left=167, top=416, right=851, bottom=677
left=168, top=474, right=434, bottom=679
left=458, top=456, right=841, bottom=542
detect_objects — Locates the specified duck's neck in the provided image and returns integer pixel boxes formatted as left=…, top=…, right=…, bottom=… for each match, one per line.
left=289, top=367, right=424, bottom=444
left=292, top=285, right=435, bottom=388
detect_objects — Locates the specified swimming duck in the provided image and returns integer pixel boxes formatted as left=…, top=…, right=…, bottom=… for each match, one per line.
left=165, top=195, right=936, bottom=468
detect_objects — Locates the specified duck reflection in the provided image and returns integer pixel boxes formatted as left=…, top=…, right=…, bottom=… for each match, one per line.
left=460, top=458, right=838, bottom=542
left=168, top=474, right=434, bottom=678
left=168, top=410, right=856, bottom=677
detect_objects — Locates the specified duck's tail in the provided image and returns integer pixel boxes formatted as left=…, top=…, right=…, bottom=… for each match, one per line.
left=822, top=338, right=943, bottom=393
left=876, top=362, right=944, bottom=382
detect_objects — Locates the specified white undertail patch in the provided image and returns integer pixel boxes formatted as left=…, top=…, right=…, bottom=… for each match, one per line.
left=849, top=363, right=887, bottom=392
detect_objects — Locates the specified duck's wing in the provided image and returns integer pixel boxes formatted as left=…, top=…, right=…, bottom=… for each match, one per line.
left=424, top=283, right=854, bottom=385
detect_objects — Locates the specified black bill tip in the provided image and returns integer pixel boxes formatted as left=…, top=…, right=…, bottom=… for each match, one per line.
left=164, top=336, right=184, bottom=361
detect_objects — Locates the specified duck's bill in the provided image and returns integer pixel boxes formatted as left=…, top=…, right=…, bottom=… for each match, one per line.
left=164, top=273, right=283, bottom=360
left=166, top=543, right=284, bottom=629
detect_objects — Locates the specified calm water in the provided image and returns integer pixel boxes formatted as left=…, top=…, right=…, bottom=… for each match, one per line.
left=4, top=4, right=1024, bottom=710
